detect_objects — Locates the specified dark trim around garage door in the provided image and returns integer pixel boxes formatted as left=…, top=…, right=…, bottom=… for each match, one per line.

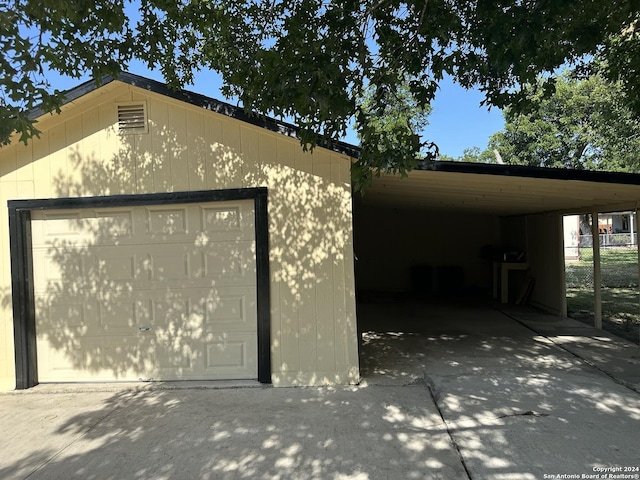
left=8, top=188, right=271, bottom=389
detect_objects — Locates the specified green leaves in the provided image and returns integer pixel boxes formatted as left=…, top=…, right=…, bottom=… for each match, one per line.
left=354, top=77, right=435, bottom=189
left=489, top=70, right=640, bottom=172
left=1, top=0, right=640, bottom=185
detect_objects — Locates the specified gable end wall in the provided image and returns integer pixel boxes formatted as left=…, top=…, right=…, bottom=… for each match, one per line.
left=0, top=83, right=359, bottom=389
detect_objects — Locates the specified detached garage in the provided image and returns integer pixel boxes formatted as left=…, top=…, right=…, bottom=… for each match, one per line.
left=0, top=74, right=359, bottom=390
left=3, top=73, right=640, bottom=391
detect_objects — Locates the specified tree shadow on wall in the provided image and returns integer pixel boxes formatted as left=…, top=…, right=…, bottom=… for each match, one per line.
left=34, top=114, right=355, bottom=381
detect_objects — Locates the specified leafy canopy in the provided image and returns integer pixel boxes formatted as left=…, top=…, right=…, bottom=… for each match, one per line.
left=2, top=0, right=639, bottom=186
left=489, top=71, right=640, bottom=172
left=354, top=78, right=433, bottom=186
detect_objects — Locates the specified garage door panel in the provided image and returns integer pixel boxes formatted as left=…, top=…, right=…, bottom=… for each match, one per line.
left=32, top=248, right=85, bottom=294
left=200, top=241, right=256, bottom=285
left=146, top=206, right=189, bottom=237
left=204, top=333, right=258, bottom=376
left=32, top=199, right=259, bottom=383
left=147, top=333, right=257, bottom=380
left=201, top=203, right=254, bottom=239
left=36, top=334, right=147, bottom=382
left=204, top=287, right=257, bottom=330
left=97, top=298, right=139, bottom=333
left=148, top=247, right=191, bottom=282
left=32, top=211, right=85, bottom=240
left=96, top=250, right=138, bottom=282
left=38, top=300, right=90, bottom=330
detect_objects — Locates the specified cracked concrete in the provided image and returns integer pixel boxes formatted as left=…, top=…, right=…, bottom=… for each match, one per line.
left=359, top=300, right=640, bottom=480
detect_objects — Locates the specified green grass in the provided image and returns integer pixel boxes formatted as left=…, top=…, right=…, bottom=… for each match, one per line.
left=566, top=246, right=639, bottom=323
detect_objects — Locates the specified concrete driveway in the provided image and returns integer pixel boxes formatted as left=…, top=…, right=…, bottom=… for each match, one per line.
left=1, top=301, right=639, bottom=480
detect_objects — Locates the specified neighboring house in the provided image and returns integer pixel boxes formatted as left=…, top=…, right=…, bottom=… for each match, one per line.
left=3, top=73, right=640, bottom=390
left=564, top=212, right=637, bottom=262
left=563, top=215, right=580, bottom=261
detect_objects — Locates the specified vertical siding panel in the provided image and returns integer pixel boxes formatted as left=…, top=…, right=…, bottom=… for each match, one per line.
left=257, top=134, right=277, bottom=183
left=204, top=117, right=225, bottom=190
left=0, top=180, right=17, bottom=388
left=294, top=145, right=313, bottom=174
left=260, top=133, right=282, bottom=164
left=279, top=279, right=300, bottom=373
left=81, top=109, right=102, bottom=179
left=15, top=143, right=33, bottom=182
left=313, top=161, right=336, bottom=375
left=331, top=159, right=352, bottom=376
left=48, top=123, right=67, bottom=196
left=97, top=101, right=122, bottom=196
left=136, top=98, right=155, bottom=193
left=32, top=133, right=51, bottom=197
left=315, top=270, right=336, bottom=373
left=186, top=111, right=206, bottom=191
left=115, top=92, right=133, bottom=103
left=298, top=150, right=319, bottom=375
left=0, top=146, right=17, bottom=197
left=240, top=126, right=261, bottom=186
left=65, top=115, right=84, bottom=191
left=220, top=121, right=243, bottom=188
left=167, top=104, right=189, bottom=191
left=0, top=145, right=17, bottom=180
left=340, top=157, right=359, bottom=381
left=150, top=100, right=172, bottom=192
left=269, top=276, right=282, bottom=378
left=276, top=140, right=295, bottom=170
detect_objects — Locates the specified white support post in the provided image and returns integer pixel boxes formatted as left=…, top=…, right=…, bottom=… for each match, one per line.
left=591, top=211, right=602, bottom=329
left=632, top=211, right=636, bottom=247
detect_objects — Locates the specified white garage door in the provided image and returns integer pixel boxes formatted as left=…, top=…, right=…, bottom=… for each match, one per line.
left=31, top=200, right=258, bottom=382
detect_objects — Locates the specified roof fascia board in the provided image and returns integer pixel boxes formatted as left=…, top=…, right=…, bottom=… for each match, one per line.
left=427, top=161, right=640, bottom=187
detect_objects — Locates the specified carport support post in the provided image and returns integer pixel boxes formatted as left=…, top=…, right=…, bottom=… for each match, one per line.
left=636, top=208, right=640, bottom=344
left=591, top=211, right=602, bottom=329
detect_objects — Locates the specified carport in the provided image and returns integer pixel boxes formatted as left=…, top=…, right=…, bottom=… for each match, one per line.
left=353, top=161, right=640, bottom=328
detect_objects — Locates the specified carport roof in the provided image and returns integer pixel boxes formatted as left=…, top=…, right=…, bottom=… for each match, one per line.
left=362, top=162, right=640, bottom=217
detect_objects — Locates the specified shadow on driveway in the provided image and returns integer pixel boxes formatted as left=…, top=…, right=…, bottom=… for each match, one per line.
left=1, top=300, right=639, bottom=480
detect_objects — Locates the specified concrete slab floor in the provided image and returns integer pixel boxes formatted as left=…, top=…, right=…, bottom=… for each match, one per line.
left=1, top=300, right=639, bottom=480
left=359, top=300, right=640, bottom=480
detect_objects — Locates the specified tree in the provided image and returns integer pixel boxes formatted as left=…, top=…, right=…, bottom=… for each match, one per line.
left=2, top=0, right=639, bottom=188
left=444, top=146, right=496, bottom=164
left=489, top=71, right=640, bottom=172
left=354, top=78, right=434, bottom=185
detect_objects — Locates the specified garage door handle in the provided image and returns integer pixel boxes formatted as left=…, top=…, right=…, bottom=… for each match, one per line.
left=138, top=327, right=152, bottom=332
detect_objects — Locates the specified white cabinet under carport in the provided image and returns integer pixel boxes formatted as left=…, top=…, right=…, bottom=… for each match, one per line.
left=30, top=200, right=258, bottom=383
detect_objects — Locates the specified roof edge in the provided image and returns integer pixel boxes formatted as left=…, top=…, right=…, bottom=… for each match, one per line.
left=30, top=72, right=361, bottom=159
left=426, top=160, right=640, bottom=186
left=26, top=73, right=640, bottom=187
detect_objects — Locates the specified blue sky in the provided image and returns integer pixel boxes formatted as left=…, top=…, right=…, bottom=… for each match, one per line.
left=47, top=63, right=505, bottom=158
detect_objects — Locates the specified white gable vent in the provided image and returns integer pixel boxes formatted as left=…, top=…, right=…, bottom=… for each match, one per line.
left=117, top=102, right=148, bottom=134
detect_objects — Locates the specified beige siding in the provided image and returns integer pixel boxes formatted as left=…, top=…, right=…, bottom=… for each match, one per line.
left=526, top=213, right=565, bottom=315
left=0, top=83, right=359, bottom=389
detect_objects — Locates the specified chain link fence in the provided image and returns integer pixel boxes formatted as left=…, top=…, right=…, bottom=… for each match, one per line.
left=565, top=234, right=639, bottom=341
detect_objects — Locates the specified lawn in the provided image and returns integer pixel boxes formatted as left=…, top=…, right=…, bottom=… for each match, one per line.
left=565, top=246, right=639, bottom=335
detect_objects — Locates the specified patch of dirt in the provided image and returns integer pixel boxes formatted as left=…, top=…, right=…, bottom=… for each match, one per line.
left=569, top=311, right=640, bottom=345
